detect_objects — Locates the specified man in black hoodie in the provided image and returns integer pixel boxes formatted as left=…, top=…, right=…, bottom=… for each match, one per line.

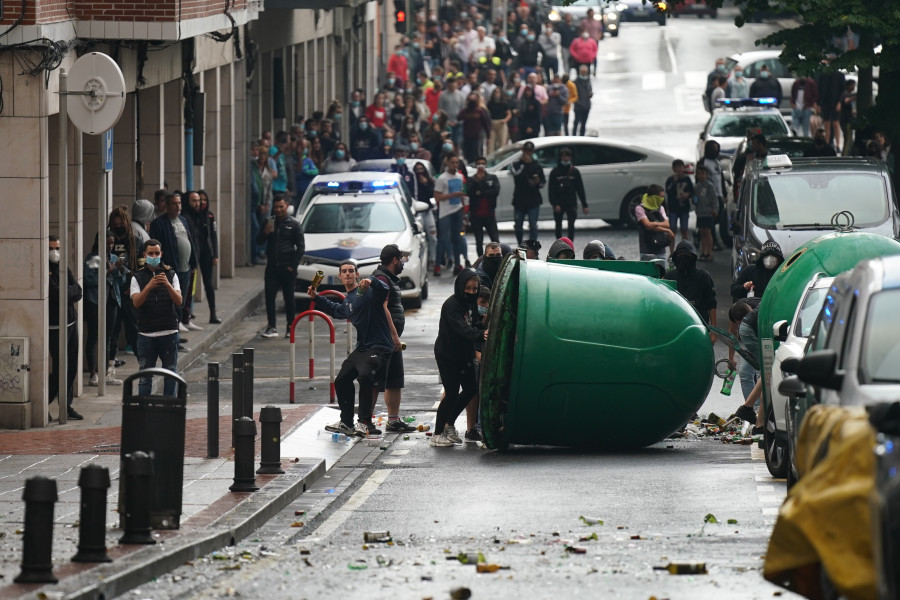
left=431, top=269, right=487, bottom=447
left=664, top=241, right=717, bottom=335
left=548, top=148, right=588, bottom=240
left=730, top=240, right=784, bottom=302
left=49, top=235, right=83, bottom=421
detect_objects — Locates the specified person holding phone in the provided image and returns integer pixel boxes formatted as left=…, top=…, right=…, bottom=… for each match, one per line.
left=130, top=239, right=183, bottom=396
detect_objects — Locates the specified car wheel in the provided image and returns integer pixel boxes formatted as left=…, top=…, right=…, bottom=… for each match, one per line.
left=405, top=294, right=423, bottom=309
left=710, top=10, right=717, bottom=18
left=618, top=188, right=647, bottom=229
left=612, top=30, right=619, bottom=37
left=764, top=404, right=790, bottom=478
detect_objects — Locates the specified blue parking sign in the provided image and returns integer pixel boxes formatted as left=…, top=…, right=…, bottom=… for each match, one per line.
left=102, top=129, right=113, bottom=171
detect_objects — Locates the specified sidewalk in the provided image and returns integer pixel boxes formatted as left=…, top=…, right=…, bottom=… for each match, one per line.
left=0, top=265, right=348, bottom=600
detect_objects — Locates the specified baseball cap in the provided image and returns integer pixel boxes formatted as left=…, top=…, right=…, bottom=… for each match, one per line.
left=380, top=244, right=411, bottom=263
left=522, top=141, right=535, bottom=151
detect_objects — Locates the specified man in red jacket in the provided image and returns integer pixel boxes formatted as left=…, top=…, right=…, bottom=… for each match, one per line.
left=387, top=45, right=408, bottom=87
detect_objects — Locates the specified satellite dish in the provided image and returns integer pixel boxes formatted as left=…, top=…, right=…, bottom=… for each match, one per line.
left=66, top=52, right=126, bottom=135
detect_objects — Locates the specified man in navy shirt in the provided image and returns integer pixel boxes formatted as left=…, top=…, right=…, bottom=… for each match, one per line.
left=309, top=260, right=400, bottom=437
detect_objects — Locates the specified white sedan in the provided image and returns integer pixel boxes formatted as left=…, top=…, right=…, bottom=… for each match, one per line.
left=295, top=178, right=430, bottom=308
left=474, top=136, right=676, bottom=226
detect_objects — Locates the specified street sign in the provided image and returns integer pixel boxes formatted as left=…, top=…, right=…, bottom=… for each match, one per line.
left=102, top=129, right=113, bottom=172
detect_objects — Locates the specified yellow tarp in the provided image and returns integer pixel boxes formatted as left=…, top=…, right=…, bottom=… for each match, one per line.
left=764, top=404, right=877, bottom=600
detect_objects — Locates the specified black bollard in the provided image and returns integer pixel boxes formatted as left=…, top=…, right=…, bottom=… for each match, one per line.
left=208, top=362, right=219, bottom=458
left=242, top=347, right=254, bottom=420
left=14, top=476, right=58, bottom=584
left=119, top=451, right=156, bottom=545
left=72, top=465, right=112, bottom=562
left=257, top=405, right=285, bottom=475
left=230, top=417, right=259, bottom=492
left=231, top=352, right=244, bottom=448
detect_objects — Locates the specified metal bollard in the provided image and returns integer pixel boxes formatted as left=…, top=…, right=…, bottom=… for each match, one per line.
left=230, top=417, right=259, bottom=492
left=72, top=465, right=112, bottom=563
left=208, top=362, right=219, bottom=458
left=14, top=476, right=59, bottom=584
left=257, top=406, right=285, bottom=475
left=231, top=352, right=244, bottom=448
left=119, top=451, right=156, bottom=545
left=243, top=347, right=254, bottom=420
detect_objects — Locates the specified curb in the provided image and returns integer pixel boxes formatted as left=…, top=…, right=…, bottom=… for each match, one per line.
left=39, top=458, right=326, bottom=600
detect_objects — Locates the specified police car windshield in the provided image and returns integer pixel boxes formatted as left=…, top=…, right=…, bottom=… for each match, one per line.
left=710, top=113, right=789, bottom=137
left=302, top=200, right=407, bottom=234
left=860, top=289, right=900, bottom=384
left=752, top=172, right=889, bottom=229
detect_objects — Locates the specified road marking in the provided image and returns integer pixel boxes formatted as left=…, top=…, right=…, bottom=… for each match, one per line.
left=383, top=458, right=402, bottom=465
left=310, top=469, right=391, bottom=539
left=762, top=507, right=780, bottom=516
left=756, top=485, right=775, bottom=492
left=663, top=27, right=678, bottom=74
left=758, top=495, right=781, bottom=503
left=391, top=449, right=410, bottom=455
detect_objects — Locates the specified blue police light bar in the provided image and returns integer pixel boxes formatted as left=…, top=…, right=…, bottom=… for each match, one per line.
left=715, top=97, right=779, bottom=108
left=326, top=181, right=340, bottom=188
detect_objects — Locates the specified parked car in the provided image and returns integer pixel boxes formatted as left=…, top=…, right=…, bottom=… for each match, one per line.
left=616, top=0, right=667, bottom=26
left=475, top=136, right=676, bottom=226
left=548, top=0, right=620, bottom=37
left=731, top=154, right=900, bottom=282
left=671, top=0, right=717, bottom=18
left=294, top=174, right=430, bottom=307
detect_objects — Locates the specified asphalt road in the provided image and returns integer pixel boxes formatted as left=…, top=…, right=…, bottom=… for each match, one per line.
left=128, top=8, right=802, bottom=599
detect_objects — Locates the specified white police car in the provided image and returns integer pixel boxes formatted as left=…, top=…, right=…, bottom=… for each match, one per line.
left=295, top=174, right=430, bottom=307
left=697, top=97, right=791, bottom=161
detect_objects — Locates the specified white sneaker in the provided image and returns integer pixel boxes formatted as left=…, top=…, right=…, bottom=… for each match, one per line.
left=430, top=432, right=454, bottom=447
left=178, top=322, right=189, bottom=333
left=88, top=374, right=99, bottom=386
left=186, top=321, right=204, bottom=331
left=261, top=327, right=279, bottom=338
left=106, top=368, right=123, bottom=386
left=444, top=425, right=462, bottom=444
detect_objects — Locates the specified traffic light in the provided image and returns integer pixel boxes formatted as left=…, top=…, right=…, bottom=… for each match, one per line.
left=394, top=0, right=406, bottom=34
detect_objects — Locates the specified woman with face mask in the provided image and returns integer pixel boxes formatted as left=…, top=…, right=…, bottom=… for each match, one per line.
left=322, top=142, right=356, bottom=174
left=729, top=240, right=785, bottom=301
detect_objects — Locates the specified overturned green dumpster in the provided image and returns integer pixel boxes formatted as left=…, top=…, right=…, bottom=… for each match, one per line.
left=480, top=255, right=715, bottom=450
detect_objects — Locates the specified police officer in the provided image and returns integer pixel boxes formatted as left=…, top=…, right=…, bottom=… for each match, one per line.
left=257, top=195, right=305, bottom=338
left=372, top=245, right=417, bottom=434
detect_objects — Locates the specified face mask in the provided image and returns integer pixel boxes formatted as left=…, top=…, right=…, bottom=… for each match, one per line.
left=387, top=78, right=396, bottom=86
left=468, top=100, right=477, bottom=108
left=443, top=143, right=454, bottom=152
left=465, top=292, right=478, bottom=303
left=716, top=64, right=725, bottom=72
left=526, top=34, right=535, bottom=42
left=734, top=71, right=743, bottom=79
left=561, top=160, right=571, bottom=166
left=674, top=255, right=697, bottom=273
left=478, top=305, right=487, bottom=316
left=483, top=255, right=501, bottom=272
left=49, top=249, right=60, bottom=264
left=409, top=142, right=419, bottom=151
left=359, top=122, right=369, bottom=131
left=579, top=74, right=588, bottom=80
left=351, top=101, right=360, bottom=107
left=334, top=112, right=342, bottom=121
left=145, top=256, right=161, bottom=267
left=335, top=149, right=346, bottom=159
left=499, top=37, right=507, bottom=43
left=759, top=71, right=769, bottom=79
left=505, top=89, right=515, bottom=96
left=396, top=157, right=406, bottom=166
left=412, top=42, right=420, bottom=49
left=582, top=32, right=589, bottom=39
left=385, top=138, right=394, bottom=147
left=763, top=255, right=779, bottom=269
left=308, top=131, right=317, bottom=138
left=477, top=164, right=485, bottom=171
left=520, top=29, right=528, bottom=36
left=112, top=226, right=126, bottom=235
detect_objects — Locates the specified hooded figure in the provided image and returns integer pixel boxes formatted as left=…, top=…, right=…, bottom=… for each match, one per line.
left=730, top=240, right=785, bottom=301
left=664, top=240, right=717, bottom=326
left=583, top=239, right=606, bottom=260
left=131, top=199, right=155, bottom=248
left=547, top=238, right=576, bottom=261
left=431, top=269, right=486, bottom=447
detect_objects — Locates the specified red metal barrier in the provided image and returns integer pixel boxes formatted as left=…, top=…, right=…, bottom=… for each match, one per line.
left=289, top=310, right=336, bottom=404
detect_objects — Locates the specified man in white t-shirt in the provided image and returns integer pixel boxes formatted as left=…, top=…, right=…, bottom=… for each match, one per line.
left=471, top=26, right=495, bottom=63
left=433, top=154, right=469, bottom=277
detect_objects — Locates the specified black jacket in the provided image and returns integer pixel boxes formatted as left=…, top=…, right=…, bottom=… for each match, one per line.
left=664, top=241, right=717, bottom=324
left=434, top=269, right=484, bottom=365
left=510, top=159, right=545, bottom=210
left=256, top=215, right=305, bottom=269
left=549, top=163, right=587, bottom=209
left=730, top=242, right=785, bottom=300
left=49, top=263, right=82, bottom=327
left=468, top=172, right=501, bottom=214
left=184, top=205, right=219, bottom=259
left=132, top=265, right=179, bottom=334
left=372, top=264, right=405, bottom=336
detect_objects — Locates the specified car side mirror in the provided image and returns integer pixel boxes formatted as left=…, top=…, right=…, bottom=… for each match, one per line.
left=699, top=132, right=706, bottom=140
left=773, top=320, right=789, bottom=343
left=413, top=200, right=431, bottom=213
left=794, top=349, right=843, bottom=391
left=778, top=375, right=807, bottom=398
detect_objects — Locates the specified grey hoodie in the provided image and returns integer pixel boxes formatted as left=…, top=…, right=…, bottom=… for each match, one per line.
left=132, top=198, right=155, bottom=248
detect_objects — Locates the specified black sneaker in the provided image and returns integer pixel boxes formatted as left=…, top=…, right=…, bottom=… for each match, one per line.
left=385, top=420, right=416, bottom=433
left=114, top=359, right=127, bottom=367
left=464, top=429, right=483, bottom=442
left=67, top=409, right=84, bottom=421
left=261, top=326, right=279, bottom=338
left=735, top=405, right=757, bottom=423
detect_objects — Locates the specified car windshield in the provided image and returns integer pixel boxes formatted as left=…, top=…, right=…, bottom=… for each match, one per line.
left=485, top=145, right=521, bottom=168
left=709, top=113, right=789, bottom=137
left=794, top=286, right=829, bottom=338
left=752, top=172, right=889, bottom=229
left=859, top=289, right=900, bottom=384
left=302, top=200, right=406, bottom=233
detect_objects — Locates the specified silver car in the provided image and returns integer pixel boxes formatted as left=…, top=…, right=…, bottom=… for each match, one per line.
left=473, top=136, right=676, bottom=226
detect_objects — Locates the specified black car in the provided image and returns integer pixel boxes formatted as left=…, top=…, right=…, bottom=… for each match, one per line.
left=617, top=0, right=666, bottom=26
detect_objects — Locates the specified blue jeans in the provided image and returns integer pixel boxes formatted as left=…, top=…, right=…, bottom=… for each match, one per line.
left=437, top=210, right=466, bottom=269
left=791, top=108, right=811, bottom=137
left=738, top=321, right=760, bottom=404
left=137, top=333, right=179, bottom=396
left=514, top=206, right=540, bottom=245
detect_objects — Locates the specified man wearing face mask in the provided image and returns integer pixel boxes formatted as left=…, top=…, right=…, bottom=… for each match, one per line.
left=549, top=148, right=588, bottom=240
left=728, top=66, right=749, bottom=98
left=350, top=116, right=380, bottom=162
left=387, top=45, right=408, bottom=88
left=748, top=65, right=782, bottom=105
left=573, top=65, right=593, bottom=137
left=130, top=239, right=183, bottom=396
left=665, top=241, right=717, bottom=336
left=371, top=245, right=417, bottom=435
left=804, top=127, right=838, bottom=157
left=513, top=27, right=541, bottom=77
left=149, top=193, right=198, bottom=337
left=48, top=235, right=84, bottom=421
left=457, top=93, right=491, bottom=163
left=705, top=58, right=727, bottom=112
left=730, top=240, right=785, bottom=301
left=468, top=157, right=501, bottom=257
left=583, top=239, right=607, bottom=260
left=475, top=242, right=503, bottom=289
left=511, top=141, right=545, bottom=246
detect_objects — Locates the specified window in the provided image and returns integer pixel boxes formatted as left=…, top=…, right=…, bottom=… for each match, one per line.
left=302, top=200, right=406, bottom=233
left=573, top=144, right=644, bottom=166
left=742, top=58, right=791, bottom=79
left=533, top=146, right=560, bottom=168
left=709, top=114, right=789, bottom=138
left=485, top=146, right=520, bottom=168
left=794, top=285, right=829, bottom=338
left=859, top=289, right=900, bottom=383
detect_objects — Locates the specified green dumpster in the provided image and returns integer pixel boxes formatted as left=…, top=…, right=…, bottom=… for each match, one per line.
left=480, top=254, right=715, bottom=450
